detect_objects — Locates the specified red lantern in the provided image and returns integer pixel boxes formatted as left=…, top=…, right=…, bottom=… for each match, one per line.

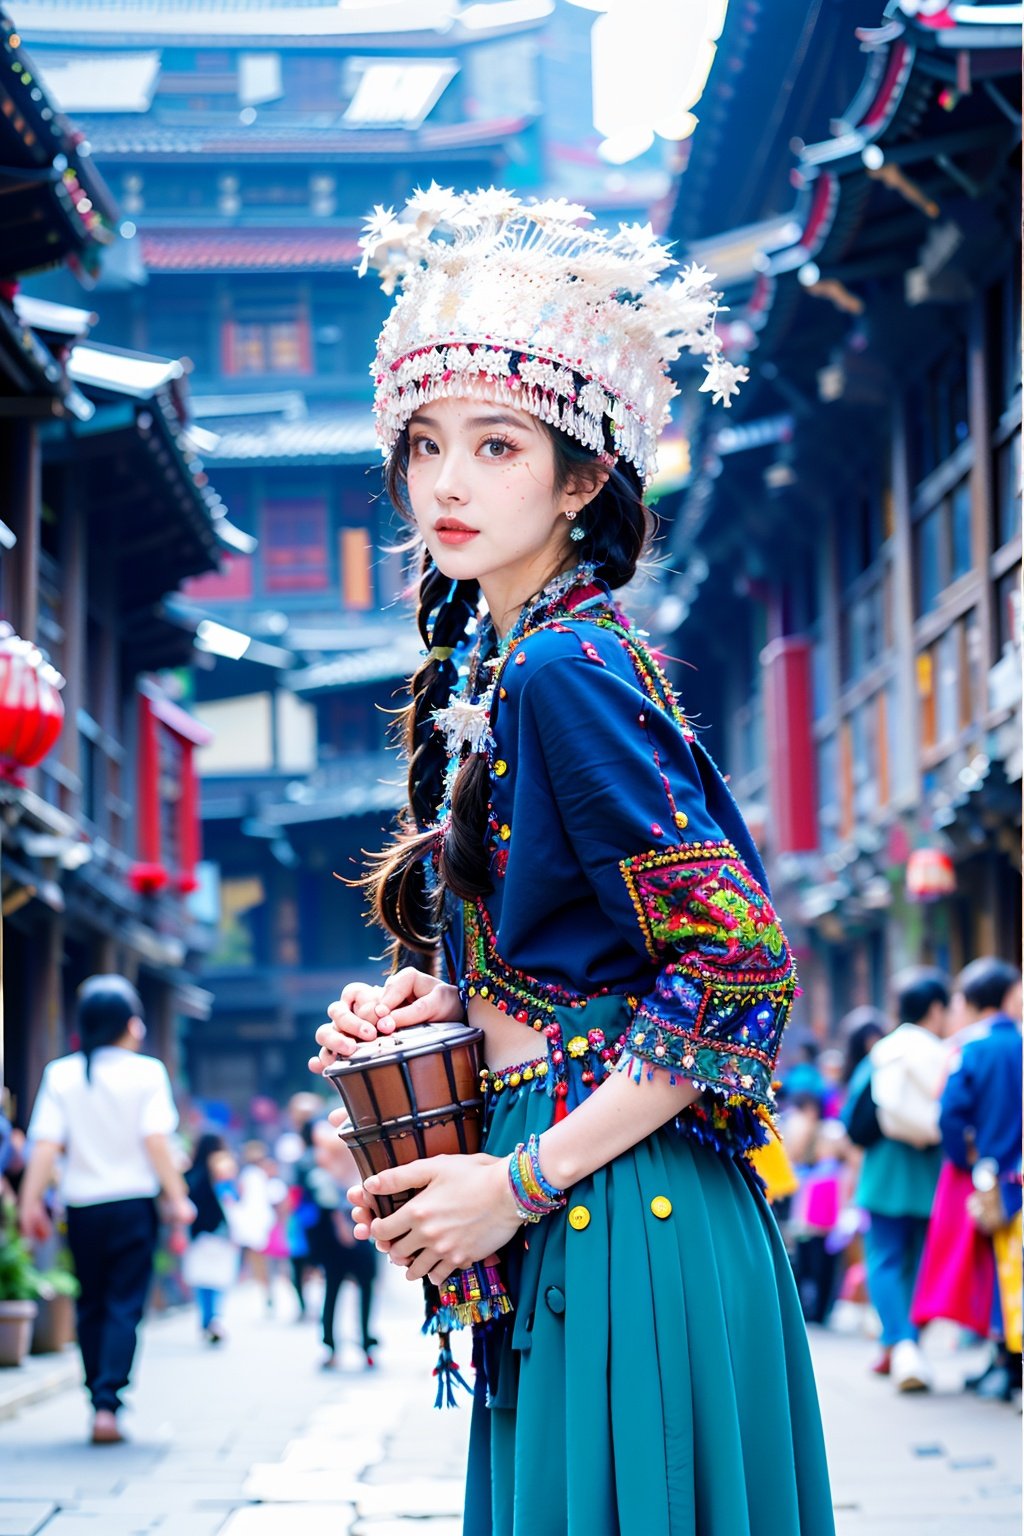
left=128, top=862, right=171, bottom=897
left=906, top=847, right=956, bottom=903
left=0, top=625, right=65, bottom=783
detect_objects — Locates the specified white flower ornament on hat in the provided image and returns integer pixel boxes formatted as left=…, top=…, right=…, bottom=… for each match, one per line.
left=358, top=184, right=747, bottom=485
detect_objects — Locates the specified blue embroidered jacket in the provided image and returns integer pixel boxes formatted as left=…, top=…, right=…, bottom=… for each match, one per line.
left=442, top=605, right=795, bottom=1144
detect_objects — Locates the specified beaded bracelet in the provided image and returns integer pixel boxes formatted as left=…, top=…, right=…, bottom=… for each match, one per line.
left=507, top=1135, right=567, bottom=1224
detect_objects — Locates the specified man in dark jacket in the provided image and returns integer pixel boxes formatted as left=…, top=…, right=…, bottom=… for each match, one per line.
left=941, top=957, right=1023, bottom=1401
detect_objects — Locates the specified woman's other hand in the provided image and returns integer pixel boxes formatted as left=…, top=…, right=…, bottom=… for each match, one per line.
left=309, top=980, right=384, bottom=1074
left=372, top=967, right=464, bottom=1033
left=346, top=1154, right=522, bottom=1287
left=309, top=970, right=464, bottom=1075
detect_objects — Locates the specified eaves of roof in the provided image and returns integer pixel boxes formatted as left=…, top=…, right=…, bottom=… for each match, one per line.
left=70, top=113, right=535, bottom=162
left=140, top=229, right=361, bottom=273
left=203, top=410, right=379, bottom=466
left=0, top=11, right=120, bottom=280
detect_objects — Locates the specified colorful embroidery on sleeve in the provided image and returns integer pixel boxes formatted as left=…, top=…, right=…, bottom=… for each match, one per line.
left=618, top=840, right=796, bottom=1105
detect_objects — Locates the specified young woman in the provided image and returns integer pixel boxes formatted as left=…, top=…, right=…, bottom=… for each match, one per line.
left=184, top=1134, right=240, bottom=1344
left=311, top=190, right=834, bottom=1535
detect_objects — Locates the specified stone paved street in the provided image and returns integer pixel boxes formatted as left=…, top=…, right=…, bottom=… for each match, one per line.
left=0, top=1273, right=1019, bottom=1535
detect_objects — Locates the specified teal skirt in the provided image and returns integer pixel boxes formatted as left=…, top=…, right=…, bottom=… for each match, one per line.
left=462, top=999, right=834, bottom=1536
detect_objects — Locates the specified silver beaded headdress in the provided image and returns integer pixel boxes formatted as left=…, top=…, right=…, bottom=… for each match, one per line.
left=358, top=185, right=746, bottom=484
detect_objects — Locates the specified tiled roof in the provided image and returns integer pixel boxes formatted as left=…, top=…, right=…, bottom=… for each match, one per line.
left=141, top=229, right=361, bottom=272
left=204, top=409, right=378, bottom=464
left=289, top=632, right=422, bottom=694
left=67, top=114, right=532, bottom=159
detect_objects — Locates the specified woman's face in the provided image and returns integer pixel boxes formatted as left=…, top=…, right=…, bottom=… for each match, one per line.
left=404, top=397, right=592, bottom=601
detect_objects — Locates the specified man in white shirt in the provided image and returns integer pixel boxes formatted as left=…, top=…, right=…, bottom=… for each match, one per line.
left=19, top=975, right=194, bottom=1444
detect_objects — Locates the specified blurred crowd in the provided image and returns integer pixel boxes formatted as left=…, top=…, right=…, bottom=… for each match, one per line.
left=765, top=956, right=1022, bottom=1404
left=0, top=978, right=377, bottom=1444
left=2, top=957, right=1020, bottom=1443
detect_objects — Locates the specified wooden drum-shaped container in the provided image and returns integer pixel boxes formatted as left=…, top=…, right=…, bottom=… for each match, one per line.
left=324, top=1020, right=485, bottom=1217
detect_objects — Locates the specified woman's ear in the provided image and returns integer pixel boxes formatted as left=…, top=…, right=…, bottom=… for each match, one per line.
left=127, top=1016, right=147, bottom=1045
left=561, top=464, right=610, bottom=517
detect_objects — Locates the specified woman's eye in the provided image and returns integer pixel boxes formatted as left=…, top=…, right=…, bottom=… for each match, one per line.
left=410, top=436, right=439, bottom=456
left=481, top=437, right=515, bottom=458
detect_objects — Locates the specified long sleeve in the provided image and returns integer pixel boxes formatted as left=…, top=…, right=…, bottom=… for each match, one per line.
left=939, top=1052, right=975, bottom=1170
left=514, top=626, right=795, bottom=1112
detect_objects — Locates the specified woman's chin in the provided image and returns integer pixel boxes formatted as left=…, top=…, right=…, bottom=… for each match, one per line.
left=426, top=540, right=487, bottom=581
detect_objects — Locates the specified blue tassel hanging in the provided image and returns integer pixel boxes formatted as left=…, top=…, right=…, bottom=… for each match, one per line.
left=432, top=1332, right=473, bottom=1409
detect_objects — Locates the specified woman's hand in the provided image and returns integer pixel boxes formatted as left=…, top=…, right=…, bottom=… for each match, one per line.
left=346, top=1154, right=522, bottom=1287
left=309, top=969, right=464, bottom=1076
left=309, top=980, right=384, bottom=1074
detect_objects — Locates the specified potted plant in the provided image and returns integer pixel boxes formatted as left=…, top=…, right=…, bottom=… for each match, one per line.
left=0, top=1203, right=40, bottom=1367
left=31, top=1244, right=79, bottom=1355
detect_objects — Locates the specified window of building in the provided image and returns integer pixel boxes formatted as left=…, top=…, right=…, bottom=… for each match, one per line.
left=222, top=302, right=312, bottom=377
left=182, top=552, right=253, bottom=603
left=988, top=256, right=1022, bottom=414
left=907, top=337, right=970, bottom=487
left=934, top=626, right=959, bottom=747
left=341, top=59, right=458, bottom=129
left=341, top=526, right=373, bottom=610
left=917, top=650, right=935, bottom=752
left=209, top=875, right=267, bottom=968
left=912, top=476, right=975, bottom=615
left=914, top=503, right=944, bottom=616
left=996, top=428, right=1021, bottom=548
left=840, top=574, right=885, bottom=686
left=950, top=478, right=973, bottom=582
left=158, top=724, right=186, bottom=870
left=262, top=497, right=329, bottom=591
left=816, top=732, right=839, bottom=853
left=194, top=694, right=273, bottom=774
left=239, top=52, right=282, bottom=107
left=997, top=565, right=1022, bottom=654
left=317, top=690, right=381, bottom=756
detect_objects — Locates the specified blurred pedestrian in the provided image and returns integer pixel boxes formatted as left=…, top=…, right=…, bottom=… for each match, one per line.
left=295, top=1120, right=377, bottom=1369
left=18, top=975, right=192, bottom=1444
left=782, top=1037, right=827, bottom=1104
left=279, top=1092, right=323, bottom=1318
left=233, top=1139, right=283, bottom=1310
left=842, top=967, right=948, bottom=1390
left=923, top=958, right=1022, bottom=1400
left=840, top=1007, right=889, bottom=1102
left=783, top=1095, right=844, bottom=1325
left=184, top=1135, right=241, bottom=1343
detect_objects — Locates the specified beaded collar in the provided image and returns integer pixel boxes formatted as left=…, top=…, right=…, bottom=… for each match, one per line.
left=430, top=561, right=609, bottom=806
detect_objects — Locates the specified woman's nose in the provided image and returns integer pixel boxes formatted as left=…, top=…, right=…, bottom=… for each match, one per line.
left=432, top=451, right=470, bottom=503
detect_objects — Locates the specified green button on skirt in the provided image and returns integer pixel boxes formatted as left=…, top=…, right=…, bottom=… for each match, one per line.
left=463, top=1001, right=835, bottom=1536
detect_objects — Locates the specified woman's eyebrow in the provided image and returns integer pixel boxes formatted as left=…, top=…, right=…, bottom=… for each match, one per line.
left=410, top=411, right=533, bottom=432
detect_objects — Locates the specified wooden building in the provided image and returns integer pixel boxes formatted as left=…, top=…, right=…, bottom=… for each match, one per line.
left=0, top=11, right=241, bottom=1123
left=654, top=1, right=1022, bottom=1028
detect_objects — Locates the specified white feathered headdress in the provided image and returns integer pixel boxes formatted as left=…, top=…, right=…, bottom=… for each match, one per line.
left=357, top=185, right=746, bottom=484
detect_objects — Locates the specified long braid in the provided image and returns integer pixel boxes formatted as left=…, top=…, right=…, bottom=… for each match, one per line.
left=406, top=552, right=479, bottom=834
left=363, top=551, right=480, bottom=963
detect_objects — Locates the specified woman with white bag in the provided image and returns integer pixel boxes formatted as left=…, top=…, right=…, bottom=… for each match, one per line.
left=184, top=1134, right=241, bottom=1343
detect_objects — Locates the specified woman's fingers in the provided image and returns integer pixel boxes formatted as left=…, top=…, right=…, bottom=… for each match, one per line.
left=382, top=992, right=452, bottom=1030
left=324, top=1005, right=379, bottom=1043
left=404, top=1248, right=452, bottom=1284
left=362, top=1159, right=436, bottom=1204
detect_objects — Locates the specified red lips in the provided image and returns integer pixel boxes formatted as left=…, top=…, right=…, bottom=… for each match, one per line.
left=434, top=517, right=479, bottom=545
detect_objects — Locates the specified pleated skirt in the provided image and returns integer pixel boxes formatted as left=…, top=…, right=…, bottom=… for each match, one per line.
left=463, top=1002, right=835, bottom=1536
